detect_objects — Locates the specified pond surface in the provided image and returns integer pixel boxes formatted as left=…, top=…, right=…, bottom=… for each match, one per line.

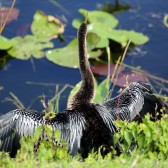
left=0, top=0, right=168, bottom=114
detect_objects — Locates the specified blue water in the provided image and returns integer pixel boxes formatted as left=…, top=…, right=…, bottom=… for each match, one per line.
left=0, top=0, right=168, bottom=114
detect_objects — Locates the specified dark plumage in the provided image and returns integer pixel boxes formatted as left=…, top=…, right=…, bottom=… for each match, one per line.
left=0, top=20, right=167, bottom=158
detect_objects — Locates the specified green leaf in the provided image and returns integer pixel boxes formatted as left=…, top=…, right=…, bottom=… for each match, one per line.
left=96, top=37, right=109, bottom=48
left=87, top=32, right=100, bottom=50
left=111, top=29, right=149, bottom=46
left=87, top=23, right=149, bottom=47
left=46, top=33, right=101, bottom=68
left=137, top=134, right=145, bottom=148
left=79, top=9, right=119, bottom=29
left=46, top=38, right=79, bottom=68
left=0, top=36, right=13, bottom=50
left=128, top=122, right=138, bottom=138
left=73, top=9, right=149, bottom=47
left=72, top=18, right=83, bottom=29
left=31, top=11, right=64, bottom=40
left=93, top=78, right=110, bottom=103
left=124, top=130, right=133, bottom=148
left=113, top=133, right=121, bottom=145
left=32, top=126, right=43, bottom=142
left=8, top=35, right=53, bottom=60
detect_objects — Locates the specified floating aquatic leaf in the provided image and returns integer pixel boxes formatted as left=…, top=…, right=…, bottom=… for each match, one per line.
left=96, top=37, right=109, bottom=48
left=79, top=9, right=119, bottom=29
left=46, top=38, right=79, bottom=68
left=46, top=33, right=101, bottom=68
left=8, top=35, right=53, bottom=60
left=91, top=63, right=125, bottom=76
left=0, top=36, right=13, bottom=49
left=72, top=18, right=83, bottom=29
left=112, top=71, right=148, bottom=87
left=72, top=21, right=109, bottom=48
left=110, top=29, right=149, bottom=46
left=87, top=23, right=149, bottom=47
left=73, top=9, right=149, bottom=47
left=0, top=8, right=19, bottom=24
left=31, top=11, right=64, bottom=40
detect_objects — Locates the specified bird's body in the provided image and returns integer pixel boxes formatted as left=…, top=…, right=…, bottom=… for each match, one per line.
left=0, top=81, right=165, bottom=158
left=0, top=19, right=167, bottom=158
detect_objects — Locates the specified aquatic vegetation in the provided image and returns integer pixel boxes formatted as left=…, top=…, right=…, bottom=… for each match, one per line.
left=0, top=36, right=13, bottom=50
left=46, top=32, right=102, bottom=68
left=0, top=2, right=168, bottom=167
left=0, top=11, right=64, bottom=60
left=91, top=63, right=125, bottom=76
left=72, top=9, right=149, bottom=47
left=8, top=35, right=54, bottom=59
left=113, top=71, right=147, bottom=87
left=0, top=8, right=149, bottom=67
left=47, top=9, right=149, bottom=68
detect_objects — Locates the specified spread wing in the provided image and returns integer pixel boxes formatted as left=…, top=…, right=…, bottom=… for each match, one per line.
left=0, top=109, right=68, bottom=157
left=102, top=82, right=164, bottom=123
left=47, top=111, right=86, bottom=156
left=0, top=109, right=86, bottom=157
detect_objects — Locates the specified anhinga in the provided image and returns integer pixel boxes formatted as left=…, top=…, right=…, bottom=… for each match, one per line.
left=0, top=20, right=166, bottom=158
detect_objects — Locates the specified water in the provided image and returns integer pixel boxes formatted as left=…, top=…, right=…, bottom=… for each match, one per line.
left=0, top=0, right=168, bottom=114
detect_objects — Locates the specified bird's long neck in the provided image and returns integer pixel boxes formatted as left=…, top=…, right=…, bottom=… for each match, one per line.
left=67, top=21, right=95, bottom=109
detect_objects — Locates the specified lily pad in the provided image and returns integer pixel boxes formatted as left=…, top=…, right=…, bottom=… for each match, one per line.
left=46, top=33, right=102, bottom=68
left=109, top=29, right=149, bottom=46
left=79, top=9, right=119, bottom=29
left=72, top=19, right=83, bottom=29
left=8, top=35, right=53, bottom=60
left=0, top=36, right=13, bottom=50
left=87, top=22, right=149, bottom=47
left=112, top=71, right=148, bottom=87
left=31, top=11, right=64, bottom=40
left=73, top=9, right=149, bottom=47
left=91, top=63, right=125, bottom=76
left=96, top=37, right=109, bottom=48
